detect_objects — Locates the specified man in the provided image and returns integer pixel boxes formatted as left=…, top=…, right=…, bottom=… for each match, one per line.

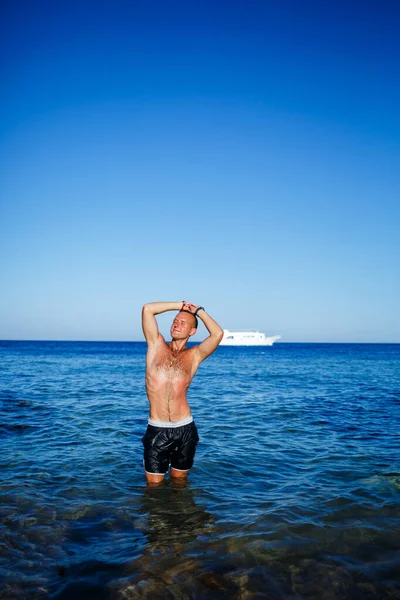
left=141, top=301, right=224, bottom=484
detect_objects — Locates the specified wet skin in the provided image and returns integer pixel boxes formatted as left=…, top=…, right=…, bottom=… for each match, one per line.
left=142, top=304, right=223, bottom=485
left=145, top=314, right=199, bottom=483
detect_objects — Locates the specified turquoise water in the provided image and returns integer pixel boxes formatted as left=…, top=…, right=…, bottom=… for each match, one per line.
left=1, top=341, right=400, bottom=599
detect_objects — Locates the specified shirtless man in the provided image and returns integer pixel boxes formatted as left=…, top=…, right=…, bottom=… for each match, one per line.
left=141, top=301, right=224, bottom=484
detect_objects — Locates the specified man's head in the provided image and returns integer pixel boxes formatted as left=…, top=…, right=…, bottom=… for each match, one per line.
left=170, top=310, right=198, bottom=340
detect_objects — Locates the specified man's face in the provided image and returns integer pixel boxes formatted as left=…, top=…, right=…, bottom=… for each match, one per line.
left=170, top=312, right=197, bottom=340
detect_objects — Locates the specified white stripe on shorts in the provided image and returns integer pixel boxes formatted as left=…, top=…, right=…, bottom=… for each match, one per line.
left=170, top=467, right=190, bottom=472
left=148, top=415, right=193, bottom=428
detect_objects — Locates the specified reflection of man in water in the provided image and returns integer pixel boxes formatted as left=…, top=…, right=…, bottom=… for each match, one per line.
left=134, top=483, right=215, bottom=592
left=139, top=483, right=214, bottom=553
left=141, top=301, right=223, bottom=485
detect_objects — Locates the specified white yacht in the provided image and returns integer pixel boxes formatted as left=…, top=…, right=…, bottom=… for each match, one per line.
left=220, top=329, right=281, bottom=346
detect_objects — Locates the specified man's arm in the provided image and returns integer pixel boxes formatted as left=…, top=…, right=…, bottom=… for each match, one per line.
left=142, top=301, right=182, bottom=344
left=188, top=304, right=223, bottom=363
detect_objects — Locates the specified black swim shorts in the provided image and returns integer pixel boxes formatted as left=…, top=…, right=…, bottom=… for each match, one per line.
left=142, top=417, right=199, bottom=474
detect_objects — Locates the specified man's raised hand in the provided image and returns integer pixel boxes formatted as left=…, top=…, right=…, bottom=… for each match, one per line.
left=181, top=301, right=199, bottom=314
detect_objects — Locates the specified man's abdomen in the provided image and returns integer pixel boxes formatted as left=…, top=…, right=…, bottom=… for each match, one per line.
left=146, top=379, right=191, bottom=422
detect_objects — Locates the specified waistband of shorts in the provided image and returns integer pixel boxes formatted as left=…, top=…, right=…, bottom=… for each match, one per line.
left=148, top=415, right=193, bottom=428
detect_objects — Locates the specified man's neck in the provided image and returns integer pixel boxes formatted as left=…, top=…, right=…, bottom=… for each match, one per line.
left=170, top=338, right=188, bottom=353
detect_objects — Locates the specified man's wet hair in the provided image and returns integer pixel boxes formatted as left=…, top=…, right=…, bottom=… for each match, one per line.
left=180, top=309, right=198, bottom=329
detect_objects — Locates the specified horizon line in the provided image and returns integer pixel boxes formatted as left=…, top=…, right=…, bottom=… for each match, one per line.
left=0, top=339, right=399, bottom=345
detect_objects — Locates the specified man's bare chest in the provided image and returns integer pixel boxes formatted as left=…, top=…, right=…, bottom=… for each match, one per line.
left=153, top=351, right=193, bottom=380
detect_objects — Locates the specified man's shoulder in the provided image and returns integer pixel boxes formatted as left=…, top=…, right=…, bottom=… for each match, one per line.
left=185, top=345, right=198, bottom=355
left=146, top=333, right=167, bottom=351
left=185, top=344, right=202, bottom=365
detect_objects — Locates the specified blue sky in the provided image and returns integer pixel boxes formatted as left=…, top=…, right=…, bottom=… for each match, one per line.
left=1, top=0, right=399, bottom=342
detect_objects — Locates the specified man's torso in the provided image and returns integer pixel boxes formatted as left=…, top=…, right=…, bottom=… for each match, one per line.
left=145, top=337, right=199, bottom=422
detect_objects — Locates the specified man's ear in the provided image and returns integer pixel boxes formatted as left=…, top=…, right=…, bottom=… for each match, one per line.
left=189, top=328, right=197, bottom=337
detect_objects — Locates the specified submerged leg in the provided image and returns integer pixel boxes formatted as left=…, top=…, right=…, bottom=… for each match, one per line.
left=145, top=471, right=165, bottom=486
left=170, top=467, right=189, bottom=479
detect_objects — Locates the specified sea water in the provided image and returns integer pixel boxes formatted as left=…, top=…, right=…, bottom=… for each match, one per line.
left=0, top=341, right=399, bottom=599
